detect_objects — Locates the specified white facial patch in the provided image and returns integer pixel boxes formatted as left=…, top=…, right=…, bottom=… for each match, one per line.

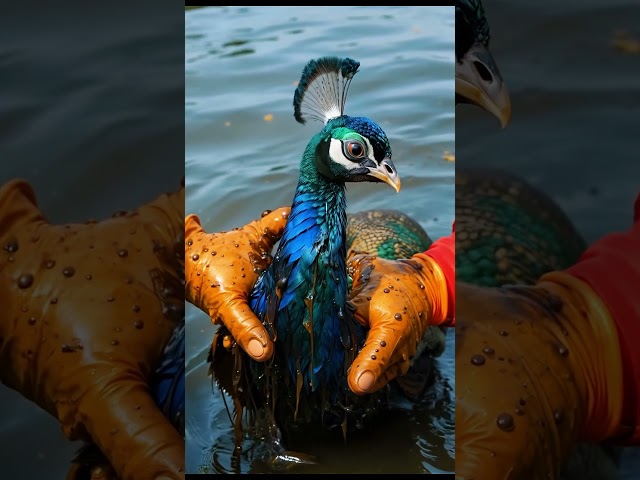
left=328, top=137, right=376, bottom=171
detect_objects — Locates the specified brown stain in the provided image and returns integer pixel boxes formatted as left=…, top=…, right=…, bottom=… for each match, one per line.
left=295, top=357, right=303, bottom=422
left=303, top=262, right=320, bottom=389
left=149, top=268, right=185, bottom=324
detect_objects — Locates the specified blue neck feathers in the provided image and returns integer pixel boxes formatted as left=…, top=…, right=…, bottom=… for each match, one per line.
left=250, top=152, right=364, bottom=394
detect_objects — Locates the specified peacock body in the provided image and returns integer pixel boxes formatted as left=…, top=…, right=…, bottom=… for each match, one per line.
left=211, top=56, right=402, bottom=448
left=69, top=315, right=185, bottom=476
left=249, top=114, right=397, bottom=398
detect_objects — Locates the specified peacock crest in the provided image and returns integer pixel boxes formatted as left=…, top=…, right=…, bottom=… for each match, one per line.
left=293, top=56, right=360, bottom=125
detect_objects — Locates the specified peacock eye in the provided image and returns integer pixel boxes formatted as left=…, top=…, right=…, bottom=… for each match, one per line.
left=344, top=140, right=365, bottom=160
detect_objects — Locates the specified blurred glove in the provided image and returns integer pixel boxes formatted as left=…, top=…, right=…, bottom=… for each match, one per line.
left=184, top=207, right=290, bottom=361
left=455, top=193, right=640, bottom=479
left=0, top=179, right=185, bottom=480
left=346, top=244, right=454, bottom=395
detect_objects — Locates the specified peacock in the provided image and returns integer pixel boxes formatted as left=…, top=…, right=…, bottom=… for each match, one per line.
left=455, top=0, right=511, bottom=128
left=454, top=1, right=621, bottom=478
left=210, top=56, right=403, bottom=457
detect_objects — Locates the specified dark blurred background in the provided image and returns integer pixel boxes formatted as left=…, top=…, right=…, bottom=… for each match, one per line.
left=457, top=0, right=640, bottom=243
left=456, top=0, right=640, bottom=477
left=0, top=2, right=184, bottom=477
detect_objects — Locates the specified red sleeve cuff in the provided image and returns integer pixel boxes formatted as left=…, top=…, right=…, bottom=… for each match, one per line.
left=565, top=192, right=640, bottom=444
left=424, top=223, right=455, bottom=325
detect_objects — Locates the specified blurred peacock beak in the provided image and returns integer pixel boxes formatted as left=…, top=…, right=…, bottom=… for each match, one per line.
left=367, top=158, right=401, bottom=193
left=456, top=41, right=511, bottom=128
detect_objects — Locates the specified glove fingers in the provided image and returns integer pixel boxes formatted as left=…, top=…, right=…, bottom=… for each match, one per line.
left=347, top=255, right=425, bottom=394
left=222, top=296, right=274, bottom=361
left=347, top=311, right=413, bottom=394
left=371, top=356, right=411, bottom=393
left=185, top=208, right=290, bottom=362
left=185, top=213, right=204, bottom=238
left=455, top=283, right=581, bottom=479
left=80, top=380, right=184, bottom=480
left=251, top=207, right=290, bottom=240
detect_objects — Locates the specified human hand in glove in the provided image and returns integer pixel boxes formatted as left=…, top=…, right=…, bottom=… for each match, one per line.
left=346, top=229, right=455, bottom=395
left=184, top=207, right=290, bottom=362
left=0, top=179, right=185, bottom=480
left=455, top=193, right=640, bottom=479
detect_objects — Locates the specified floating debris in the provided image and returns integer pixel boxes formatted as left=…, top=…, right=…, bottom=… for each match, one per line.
left=612, top=29, right=640, bottom=54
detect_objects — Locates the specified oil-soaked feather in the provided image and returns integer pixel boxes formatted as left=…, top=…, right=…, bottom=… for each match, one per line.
left=265, top=288, right=280, bottom=340
left=251, top=183, right=354, bottom=390
left=208, top=327, right=248, bottom=407
left=293, top=56, right=360, bottom=125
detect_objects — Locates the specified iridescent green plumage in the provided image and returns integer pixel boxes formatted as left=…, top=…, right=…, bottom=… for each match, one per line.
left=346, top=209, right=432, bottom=259
left=456, top=168, right=586, bottom=286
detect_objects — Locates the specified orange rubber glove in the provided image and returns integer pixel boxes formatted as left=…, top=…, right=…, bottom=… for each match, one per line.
left=456, top=194, right=640, bottom=479
left=184, top=208, right=290, bottom=361
left=346, top=238, right=454, bottom=395
left=0, top=179, right=185, bottom=480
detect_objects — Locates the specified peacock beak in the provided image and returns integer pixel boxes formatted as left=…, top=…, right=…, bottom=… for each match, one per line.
left=456, top=41, right=511, bottom=128
left=367, top=157, right=401, bottom=193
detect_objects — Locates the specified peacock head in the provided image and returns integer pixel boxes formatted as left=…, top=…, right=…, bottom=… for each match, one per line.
left=293, top=56, right=401, bottom=193
left=455, top=0, right=511, bottom=128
